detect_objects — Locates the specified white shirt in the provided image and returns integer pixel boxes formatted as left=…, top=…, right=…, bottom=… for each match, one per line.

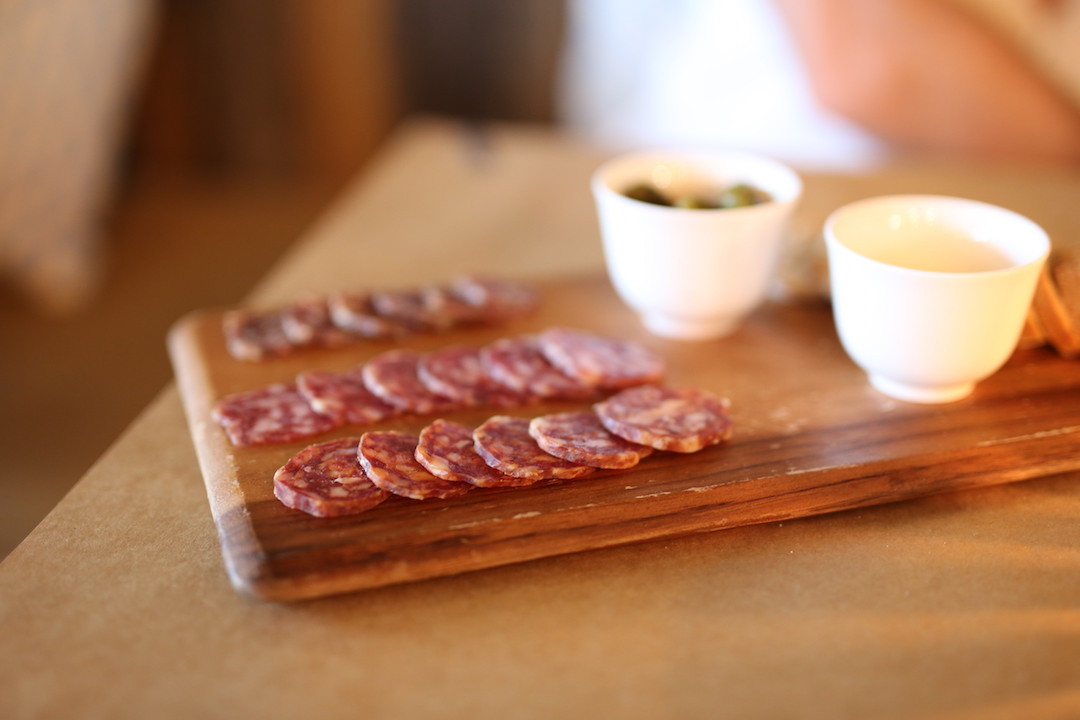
left=557, top=0, right=1080, bottom=172
left=557, top=0, right=889, bottom=171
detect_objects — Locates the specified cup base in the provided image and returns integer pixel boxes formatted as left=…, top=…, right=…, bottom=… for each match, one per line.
left=641, top=312, right=739, bottom=340
left=868, top=375, right=975, bottom=404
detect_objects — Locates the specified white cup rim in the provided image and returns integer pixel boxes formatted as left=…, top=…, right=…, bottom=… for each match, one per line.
left=591, top=148, right=803, bottom=210
left=824, top=194, right=1050, bottom=278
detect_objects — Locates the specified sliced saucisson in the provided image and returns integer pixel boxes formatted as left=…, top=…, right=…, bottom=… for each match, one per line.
left=538, top=327, right=665, bottom=389
left=415, top=419, right=537, bottom=488
left=362, top=349, right=458, bottom=414
left=479, top=336, right=596, bottom=400
left=473, top=415, right=595, bottom=481
left=358, top=431, right=472, bottom=499
left=297, top=367, right=400, bottom=425
left=273, top=437, right=389, bottom=517
left=212, top=383, right=340, bottom=447
left=593, top=385, right=733, bottom=453
left=528, top=411, right=653, bottom=469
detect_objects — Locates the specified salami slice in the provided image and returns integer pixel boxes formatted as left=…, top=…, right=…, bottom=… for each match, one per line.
left=273, top=437, right=389, bottom=517
left=418, top=345, right=530, bottom=408
left=479, top=336, right=597, bottom=400
left=358, top=431, right=472, bottom=499
left=451, top=275, right=538, bottom=321
left=593, top=385, right=733, bottom=453
left=280, top=296, right=353, bottom=348
left=327, top=292, right=408, bottom=338
left=473, top=415, right=595, bottom=481
left=222, top=308, right=292, bottom=361
left=538, top=327, right=665, bottom=389
left=362, top=349, right=458, bottom=413
left=297, top=367, right=400, bottom=425
left=528, top=411, right=653, bottom=469
left=212, top=383, right=341, bottom=446
left=420, top=285, right=491, bottom=325
left=369, top=289, right=451, bottom=331
left=415, top=419, right=537, bottom=488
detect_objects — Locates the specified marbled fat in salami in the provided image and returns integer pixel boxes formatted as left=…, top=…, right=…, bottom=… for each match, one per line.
left=222, top=308, right=292, bottom=361
left=358, top=431, right=472, bottom=499
left=273, top=437, right=389, bottom=517
left=473, top=415, right=595, bottom=481
left=327, top=292, right=408, bottom=338
left=212, top=383, right=341, bottom=446
left=479, top=336, right=597, bottom=400
left=538, top=327, right=665, bottom=389
left=362, top=349, right=458, bottom=414
left=418, top=345, right=530, bottom=408
left=594, top=385, right=733, bottom=453
left=415, top=419, right=537, bottom=488
left=280, top=296, right=353, bottom=348
left=528, top=411, right=653, bottom=469
left=297, top=367, right=400, bottom=425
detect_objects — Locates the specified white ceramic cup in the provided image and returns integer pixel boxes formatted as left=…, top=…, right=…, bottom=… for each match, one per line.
left=824, top=195, right=1050, bottom=404
left=591, top=150, right=802, bottom=340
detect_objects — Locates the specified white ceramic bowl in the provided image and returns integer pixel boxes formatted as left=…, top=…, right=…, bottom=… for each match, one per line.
left=592, top=150, right=802, bottom=340
left=824, top=195, right=1050, bottom=403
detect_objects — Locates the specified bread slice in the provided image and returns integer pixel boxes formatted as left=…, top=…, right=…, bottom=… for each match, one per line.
left=1031, top=245, right=1080, bottom=358
left=1017, top=306, right=1047, bottom=350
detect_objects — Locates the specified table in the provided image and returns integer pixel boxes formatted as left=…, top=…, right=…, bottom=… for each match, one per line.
left=3, top=119, right=1079, bottom=719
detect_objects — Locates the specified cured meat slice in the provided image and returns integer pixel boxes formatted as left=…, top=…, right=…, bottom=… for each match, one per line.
left=222, top=308, right=292, bottom=361
left=594, top=385, right=733, bottom=453
left=420, top=285, right=491, bottom=325
left=223, top=276, right=541, bottom=362
left=362, top=349, right=458, bottom=413
left=296, top=367, right=400, bottom=425
left=418, top=345, right=530, bottom=408
left=369, top=289, right=451, bottom=331
left=538, top=327, right=665, bottom=389
left=415, top=419, right=537, bottom=488
left=358, top=431, right=472, bottom=499
left=280, top=296, right=353, bottom=348
left=327, top=292, right=408, bottom=338
left=528, top=411, right=653, bottom=469
left=479, top=336, right=597, bottom=400
left=451, top=276, right=538, bottom=321
left=473, top=415, right=595, bottom=481
left=273, top=437, right=389, bottom=517
left=212, top=383, right=340, bottom=446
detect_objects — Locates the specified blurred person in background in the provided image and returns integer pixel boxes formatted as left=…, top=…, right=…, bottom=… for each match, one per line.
left=558, top=0, right=1080, bottom=170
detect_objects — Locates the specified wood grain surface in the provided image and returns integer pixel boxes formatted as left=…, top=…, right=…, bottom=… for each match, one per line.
left=168, top=273, right=1080, bottom=602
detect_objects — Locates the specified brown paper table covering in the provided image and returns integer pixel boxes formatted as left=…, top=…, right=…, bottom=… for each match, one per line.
left=2, top=119, right=1079, bottom=719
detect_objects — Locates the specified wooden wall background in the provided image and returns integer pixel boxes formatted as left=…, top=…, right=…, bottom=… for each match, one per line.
left=128, top=0, right=567, bottom=187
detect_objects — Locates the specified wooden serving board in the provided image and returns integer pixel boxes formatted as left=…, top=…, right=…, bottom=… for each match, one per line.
left=168, top=274, right=1080, bottom=602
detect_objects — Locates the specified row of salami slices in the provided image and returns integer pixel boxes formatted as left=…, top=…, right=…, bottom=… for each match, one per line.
left=212, top=327, right=666, bottom=447
left=274, top=385, right=734, bottom=517
left=223, top=276, right=538, bottom=361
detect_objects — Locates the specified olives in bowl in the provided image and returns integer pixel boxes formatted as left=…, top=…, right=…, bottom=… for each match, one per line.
left=591, top=149, right=803, bottom=340
left=622, top=181, right=772, bottom=209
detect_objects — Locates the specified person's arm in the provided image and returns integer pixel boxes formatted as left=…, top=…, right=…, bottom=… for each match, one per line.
left=772, top=0, right=1080, bottom=163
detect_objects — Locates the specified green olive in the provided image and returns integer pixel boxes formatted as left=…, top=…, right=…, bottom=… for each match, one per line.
left=673, top=195, right=719, bottom=209
left=622, top=180, right=772, bottom=210
left=718, top=183, right=772, bottom=208
left=622, top=183, right=671, bottom=206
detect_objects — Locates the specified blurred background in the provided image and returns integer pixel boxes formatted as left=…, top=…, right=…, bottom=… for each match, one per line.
left=0, top=0, right=565, bottom=557
left=3, top=0, right=1079, bottom=558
